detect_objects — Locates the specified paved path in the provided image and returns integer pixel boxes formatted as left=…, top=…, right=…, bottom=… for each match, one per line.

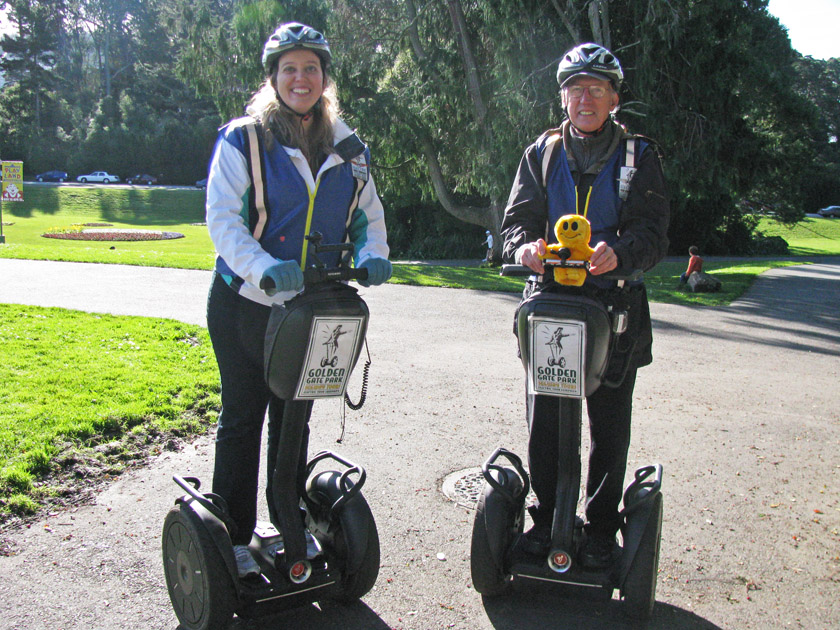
left=1, top=258, right=839, bottom=630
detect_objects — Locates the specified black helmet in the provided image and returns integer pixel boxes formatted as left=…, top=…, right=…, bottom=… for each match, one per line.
left=262, top=22, right=331, bottom=75
left=556, top=43, right=623, bottom=90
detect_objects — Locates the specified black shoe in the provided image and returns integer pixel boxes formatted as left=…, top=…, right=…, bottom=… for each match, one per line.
left=581, top=533, right=618, bottom=570
left=519, top=523, right=552, bottom=556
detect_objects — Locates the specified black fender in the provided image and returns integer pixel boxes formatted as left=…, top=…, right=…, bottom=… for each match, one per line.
left=618, top=464, right=663, bottom=588
left=481, top=468, right=524, bottom=563
left=176, top=494, right=239, bottom=586
left=307, top=469, right=374, bottom=575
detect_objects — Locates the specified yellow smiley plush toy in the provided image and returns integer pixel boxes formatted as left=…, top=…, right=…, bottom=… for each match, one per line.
left=544, top=214, right=595, bottom=286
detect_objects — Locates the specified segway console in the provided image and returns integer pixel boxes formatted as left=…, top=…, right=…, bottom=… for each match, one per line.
left=162, top=233, right=380, bottom=630
left=470, top=231, right=663, bottom=620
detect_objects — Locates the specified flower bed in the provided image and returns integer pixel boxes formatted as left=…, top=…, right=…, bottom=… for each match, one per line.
left=43, top=225, right=184, bottom=241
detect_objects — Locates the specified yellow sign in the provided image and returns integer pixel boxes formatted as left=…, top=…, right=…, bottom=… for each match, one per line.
left=2, top=161, right=24, bottom=202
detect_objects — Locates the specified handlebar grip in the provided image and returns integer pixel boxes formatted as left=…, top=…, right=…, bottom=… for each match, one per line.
left=500, top=264, right=533, bottom=277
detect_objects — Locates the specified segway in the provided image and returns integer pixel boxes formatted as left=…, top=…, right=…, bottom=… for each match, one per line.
left=162, top=233, right=380, bottom=630
left=470, top=239, right=663, bottom=621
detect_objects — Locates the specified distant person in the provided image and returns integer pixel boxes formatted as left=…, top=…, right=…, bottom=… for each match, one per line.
left=204, top=22, right=390, bottom=579
left=482, top=230, right=494, bottom=262
left=679, top=246, right=703, bottom=285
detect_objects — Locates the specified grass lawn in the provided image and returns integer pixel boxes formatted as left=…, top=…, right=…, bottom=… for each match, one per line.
left=0, top=304, right=219, bottom=520
left=0, top=188, right=836, bottom=520
left=0, top=185, right=215, bottom=269
left=756, top=215, right=840, bottom=256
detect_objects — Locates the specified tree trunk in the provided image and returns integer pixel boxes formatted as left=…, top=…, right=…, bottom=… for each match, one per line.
left=588, top=0, right=611, bottom=49
left=418, top=132, right=504, bottom=263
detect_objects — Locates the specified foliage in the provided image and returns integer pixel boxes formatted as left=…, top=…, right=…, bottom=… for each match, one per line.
left=1, top=0, right=840, bottom=249
left=0, top=0, right=221, bottom=184
left=0, top=304, right=220, bottom=518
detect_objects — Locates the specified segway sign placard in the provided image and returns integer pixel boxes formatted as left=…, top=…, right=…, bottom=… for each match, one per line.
left=296, top=316, right=364, bottom=399
left=528, top=318, right=585, bottom=398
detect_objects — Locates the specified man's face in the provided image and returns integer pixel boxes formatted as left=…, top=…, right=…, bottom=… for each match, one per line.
left=561, top=76, right=618, bottom=134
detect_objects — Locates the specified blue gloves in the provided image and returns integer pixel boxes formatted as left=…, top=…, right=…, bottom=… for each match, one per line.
left=358, top=257, right=392, bottom=287
left=261, top=260, right=304, bottom=296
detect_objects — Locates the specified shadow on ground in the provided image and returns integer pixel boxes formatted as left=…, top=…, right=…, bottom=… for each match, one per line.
left=175, top=599, right=391, bottom=630
left=481, top=583, right=722, bottom=629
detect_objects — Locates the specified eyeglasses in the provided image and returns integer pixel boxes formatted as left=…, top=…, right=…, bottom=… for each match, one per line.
left=564, top=85, right=610, bottom=99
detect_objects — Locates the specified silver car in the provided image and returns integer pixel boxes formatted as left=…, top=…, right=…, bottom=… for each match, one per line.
left=817, top=206, right=840, bottom=218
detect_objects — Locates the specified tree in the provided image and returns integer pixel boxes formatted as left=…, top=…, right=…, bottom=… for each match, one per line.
left=0, top=0, right=64, bottom=159
left=329, top=0, right=574, bottom=261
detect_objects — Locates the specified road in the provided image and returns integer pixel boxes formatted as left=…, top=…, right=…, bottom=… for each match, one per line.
left=0, top=259, right=838, bottom=629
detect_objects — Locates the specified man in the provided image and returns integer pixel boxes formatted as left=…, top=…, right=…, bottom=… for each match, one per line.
left=482, top=230, right=493, bottom=262
left=501, top=43, right=669, bottom=568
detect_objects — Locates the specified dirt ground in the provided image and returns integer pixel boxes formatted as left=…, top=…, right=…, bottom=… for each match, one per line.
left=0, top=259, right=838, bottom=630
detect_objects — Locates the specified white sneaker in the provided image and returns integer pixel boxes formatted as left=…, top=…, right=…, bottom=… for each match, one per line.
left=233, top=545, right=261, bottom=578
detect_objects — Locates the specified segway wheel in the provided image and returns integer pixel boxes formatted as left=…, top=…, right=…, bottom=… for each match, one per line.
left=621, top=492, right=663, bottom=620
left=307, top=471, right=380, bottom=602
left=162, top=504, right=237, bottom=630
left=470, top=468, right=524, bottom=596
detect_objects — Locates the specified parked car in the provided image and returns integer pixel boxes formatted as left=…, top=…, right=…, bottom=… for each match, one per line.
left=76, top=171, right=120, bottom=183
left=195, top=178, right=207, bottom=189
left=35, top=170, right=68, bottom=182
left=817, top=205, right=840, bottom=218
left=126, top=173, right=158, bottom=185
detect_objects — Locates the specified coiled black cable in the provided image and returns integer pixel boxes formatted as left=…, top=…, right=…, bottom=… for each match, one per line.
left=344, top=350, right=370, bottom=411
left=338, top=339, right=371, bottom=442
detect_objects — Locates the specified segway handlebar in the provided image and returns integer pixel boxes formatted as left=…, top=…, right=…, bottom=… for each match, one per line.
left=258, top=266, right=369, bottom=292
left=501, top=262, right=643, bottom=283
left=258, top=231, right=369, bottom=292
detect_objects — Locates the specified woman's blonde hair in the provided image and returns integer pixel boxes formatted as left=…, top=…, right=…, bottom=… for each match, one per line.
left=246, top=68, right=340, bottom=174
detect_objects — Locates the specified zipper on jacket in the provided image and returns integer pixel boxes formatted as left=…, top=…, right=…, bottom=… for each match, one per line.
left=299, top=181, right=321, bottom=268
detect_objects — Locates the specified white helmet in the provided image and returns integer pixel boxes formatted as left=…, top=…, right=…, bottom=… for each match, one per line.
left=262, top=22, right=331, bottom=75
left=556, top=43, right=623, bottom=90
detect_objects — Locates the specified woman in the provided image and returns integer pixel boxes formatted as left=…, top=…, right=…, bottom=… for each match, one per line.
left=205, top=22, right=390, bottom=578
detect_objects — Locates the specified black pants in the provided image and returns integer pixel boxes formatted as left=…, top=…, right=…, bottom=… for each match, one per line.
left=206, top=273, right=310, bottom=545
left=527, top=367, right=637, bottom=539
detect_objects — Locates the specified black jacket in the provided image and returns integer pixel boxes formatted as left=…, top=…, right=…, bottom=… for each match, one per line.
left=501, top=122, right=670, bottom=369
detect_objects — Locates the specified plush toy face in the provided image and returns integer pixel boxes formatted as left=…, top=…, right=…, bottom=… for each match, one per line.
left=545, top=214, right=594, bottom=286
left=554, top=214, right=591, bottom=248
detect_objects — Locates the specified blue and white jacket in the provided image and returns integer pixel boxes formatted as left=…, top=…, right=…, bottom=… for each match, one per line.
left=206, top=116, right=389, bottom=306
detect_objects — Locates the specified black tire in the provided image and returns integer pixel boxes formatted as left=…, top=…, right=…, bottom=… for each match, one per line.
left=103, top=178, right=110, bottom=183
left=37, top=176, right=43, bottom=182
left=621, top=492, right=663, bottom=621
left=162, top=504, right=237, bottom=630
left=59, top=178, right=65, bottom=182
left=470, top=468, right=523, bottom=596
left=307, top=471, right=380, bottom=602
left=80, top=178, right=87, bottom=183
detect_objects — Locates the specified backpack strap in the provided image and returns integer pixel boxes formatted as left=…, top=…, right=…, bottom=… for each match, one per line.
left=618, top=137, right=638, bottom=201
left=243, top=121, right=270, bottom=241
left=540, top=131, right=562, bottom=187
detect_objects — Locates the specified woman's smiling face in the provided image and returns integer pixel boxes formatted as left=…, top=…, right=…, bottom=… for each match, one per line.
left=272, top=49, right=325, bottom=115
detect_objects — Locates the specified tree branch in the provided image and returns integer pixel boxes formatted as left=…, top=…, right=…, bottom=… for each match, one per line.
left=551, top=0, right=581, bottom=43
left=418, top=132, right=492, bottom=227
